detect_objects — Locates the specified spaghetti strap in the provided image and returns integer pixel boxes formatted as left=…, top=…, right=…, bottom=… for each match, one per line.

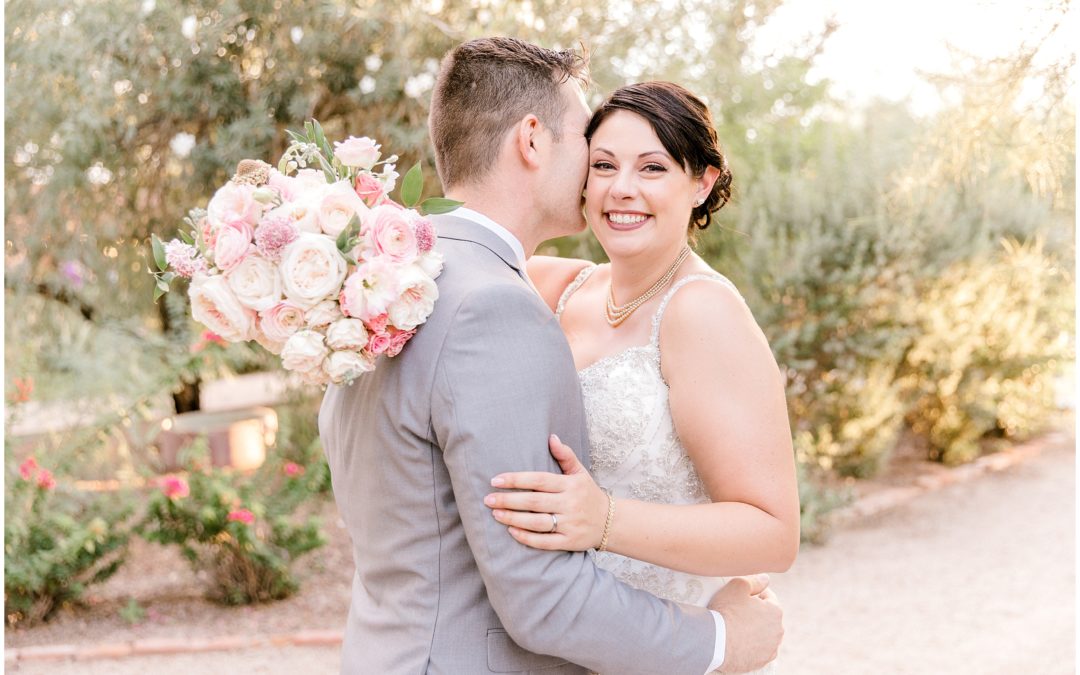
left=649, top=273, right=744, bottom=346
left=555, top=264, right=598, bottom=318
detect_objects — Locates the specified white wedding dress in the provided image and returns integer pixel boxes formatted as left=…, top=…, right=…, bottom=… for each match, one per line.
left=556, top=265, right=777, bottom=675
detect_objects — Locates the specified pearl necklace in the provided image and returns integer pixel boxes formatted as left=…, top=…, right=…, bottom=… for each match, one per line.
left=605, top=246, right=692, bottom=327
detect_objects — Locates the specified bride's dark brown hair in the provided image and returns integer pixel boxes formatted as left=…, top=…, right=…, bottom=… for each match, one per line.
left=584, top=81, right=732, bottom=231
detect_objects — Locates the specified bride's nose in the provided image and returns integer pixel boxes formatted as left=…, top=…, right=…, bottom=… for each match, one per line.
left=610, top=168, right=637, bottom=200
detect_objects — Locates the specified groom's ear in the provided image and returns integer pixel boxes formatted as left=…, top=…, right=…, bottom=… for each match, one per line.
left=515, top=114, right=543, bottom=170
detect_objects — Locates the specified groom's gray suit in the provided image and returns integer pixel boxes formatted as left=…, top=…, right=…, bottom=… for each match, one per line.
left=319, top=214, right=716, bottom=674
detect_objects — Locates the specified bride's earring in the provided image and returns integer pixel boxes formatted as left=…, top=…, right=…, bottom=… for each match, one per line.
left=694, top=197, right=705, bottom=207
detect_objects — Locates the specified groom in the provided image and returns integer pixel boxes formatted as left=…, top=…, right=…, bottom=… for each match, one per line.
left=319, top=37, right=782, bottom=674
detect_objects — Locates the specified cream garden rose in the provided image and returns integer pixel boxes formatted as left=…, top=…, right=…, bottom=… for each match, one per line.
left=188, top=274, right=256, bottom=342
left=326, top=318, right=370, bottom=351
left=281, top=330, right=328, bottom=373
left=279, top=233, right=348, bottom=309
left=325, top=350, right=374, bottom=382
left=226, top=253, right=282, bottom=311
left=319, top=180, right=369, bottom=238
left=333, top=136, right=381, bottom=169
left=305, top=299, right=343, bottom=328
left=386, top=264, right=439, bottom=330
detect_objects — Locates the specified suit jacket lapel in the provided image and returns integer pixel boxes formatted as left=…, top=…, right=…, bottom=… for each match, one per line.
left=432, top=214, right=524, bottom=276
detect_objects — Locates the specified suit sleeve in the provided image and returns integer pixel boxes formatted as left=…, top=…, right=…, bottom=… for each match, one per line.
left=431, top=282, right=716, bottom=675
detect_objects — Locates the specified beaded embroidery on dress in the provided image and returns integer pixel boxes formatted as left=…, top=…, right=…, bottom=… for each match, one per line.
left=556, top=265, right=776, bottom=674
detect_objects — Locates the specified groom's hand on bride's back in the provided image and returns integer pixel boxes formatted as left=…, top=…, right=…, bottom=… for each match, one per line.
left=708, top=573, right=783, bottom=673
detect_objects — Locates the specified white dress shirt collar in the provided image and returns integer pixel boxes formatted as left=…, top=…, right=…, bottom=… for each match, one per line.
left=450, top=207, right=527, bottom=268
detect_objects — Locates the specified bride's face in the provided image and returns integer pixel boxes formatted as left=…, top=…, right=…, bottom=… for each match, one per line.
left=584, top=110, right=703, bottom=260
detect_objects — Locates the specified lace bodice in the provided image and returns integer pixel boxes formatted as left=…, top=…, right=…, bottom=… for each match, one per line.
left=556, top=265, right=744, bottom=606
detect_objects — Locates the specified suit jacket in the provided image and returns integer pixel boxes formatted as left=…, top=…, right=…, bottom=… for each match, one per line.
left=319, top=214, right=716, bottom=674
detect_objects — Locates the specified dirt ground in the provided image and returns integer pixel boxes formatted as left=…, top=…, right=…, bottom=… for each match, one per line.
left=5, top=431, right=1075, bottom=674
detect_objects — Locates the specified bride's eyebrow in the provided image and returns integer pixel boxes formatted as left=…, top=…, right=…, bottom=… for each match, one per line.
left=589, top=147, right=672, bottom=161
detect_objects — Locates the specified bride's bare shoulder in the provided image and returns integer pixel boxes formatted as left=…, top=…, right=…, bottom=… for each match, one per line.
left=526, top=255, right=595, bottom=312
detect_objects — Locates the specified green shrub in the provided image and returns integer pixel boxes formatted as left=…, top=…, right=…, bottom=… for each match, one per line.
left=4, top=455, right=132, bottom=626
left=139, top=440, right=326, bottom=604
left=796, top=461, right=853, bottom=545
left=273, top=394, right=332, bottom=495
left=901, top=238, right=1073, bottom=464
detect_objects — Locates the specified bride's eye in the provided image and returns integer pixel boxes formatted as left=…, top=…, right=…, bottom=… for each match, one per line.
left=590, top=160, right=615, bottom=171
left=642, top=163, right=667, bottom=173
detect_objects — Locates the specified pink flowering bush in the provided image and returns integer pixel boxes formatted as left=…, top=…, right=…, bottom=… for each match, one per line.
left=4, top=453, right=133, bottom=626
left=139, top=439, right=324, bottom=605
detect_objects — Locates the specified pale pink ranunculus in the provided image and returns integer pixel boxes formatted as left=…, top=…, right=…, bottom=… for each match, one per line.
left=161, top=475, right=190, bottom=499
left=339, top=258, right=399, bottom=322
left=386, top=264, right=439, bottom=330
left=213, top=222, right=255, bottom=272
left=267, top=168, right=299, bottom=202
left=227, top=508, right=255, bottom=524
left=207, top=182, right=262, bottom=230
left=319, top=180, right=369, bottom=238
left=252, top=330, right=286, bottom=355
left=333, top=136, right=381, bottom=169
left=305, top=299, right=342, bottom=329
left=279, top=233, right=348, bottom=309
left=353, top=172, right=386, bottom=207
left=226, top=253, right=282, bottom=311
left=281, top=330, right=329, bottom=374
left=368, top=205, right=419, bottom=264
left=325, top=350, right=375, bottom=382
left=266, top=193, right=324, bottom=235
left=259, top=301, right=306, bottom=344
left=367, top=332, right=391, bottom=355
left=326, top=318, right=370, bottom=351
left=385, top=328, right=416, bottom=357
left=189, top=274, right=256, bottom=342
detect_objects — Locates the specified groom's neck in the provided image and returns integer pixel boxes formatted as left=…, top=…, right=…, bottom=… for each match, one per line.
left=445, top=186, right=539, bottom=257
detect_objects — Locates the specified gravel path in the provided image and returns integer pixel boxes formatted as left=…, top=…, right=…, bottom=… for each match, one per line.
left=7, top=435, right=1074, bottom=674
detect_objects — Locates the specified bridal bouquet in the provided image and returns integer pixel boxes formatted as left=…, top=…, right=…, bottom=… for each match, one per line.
left=151, top=121, right=460, bottom=386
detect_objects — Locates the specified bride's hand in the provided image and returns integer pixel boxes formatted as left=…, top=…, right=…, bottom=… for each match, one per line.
left=484, top=435, right=609, bottom=551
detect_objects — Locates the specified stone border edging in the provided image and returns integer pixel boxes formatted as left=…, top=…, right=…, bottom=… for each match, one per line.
left=4, top=629, right=343, bottom=664
left=827, top=430, right=1069, bottom=528
left=5, top=430, right=1070, bottom=664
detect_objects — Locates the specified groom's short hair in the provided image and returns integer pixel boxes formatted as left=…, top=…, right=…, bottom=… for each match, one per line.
left=429, top=37, right=588, bottom=189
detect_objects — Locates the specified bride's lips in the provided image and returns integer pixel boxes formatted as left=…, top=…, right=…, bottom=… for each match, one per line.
left=604, top=211, right=652, bottom=231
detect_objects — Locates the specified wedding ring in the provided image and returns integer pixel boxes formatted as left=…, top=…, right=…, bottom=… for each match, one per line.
left=548, top=513, right=558, bottom=533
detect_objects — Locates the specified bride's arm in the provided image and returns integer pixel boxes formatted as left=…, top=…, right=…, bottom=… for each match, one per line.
left=525, top=255, right=593, bottom=312
left=485, top=282, right=800, bottom=577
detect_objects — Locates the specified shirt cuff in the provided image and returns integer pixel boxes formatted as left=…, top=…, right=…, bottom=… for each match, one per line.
left=706, top=609, right=726, bottom=673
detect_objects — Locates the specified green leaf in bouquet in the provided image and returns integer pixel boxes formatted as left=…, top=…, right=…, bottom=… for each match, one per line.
left=401, top=162, right=423, bottom=208
left=336, top=213, right=362, bottom=252
left=285, top=129, right=307, bottom=144
left=304, top=120, right=315, bottom=141
left=151, top=234, right=167, bottom=272
left=420, top=197, right=465, bottom=215
left=179, top=230, right=195, bottom=245
left=312, top=119, right=334, bottom=160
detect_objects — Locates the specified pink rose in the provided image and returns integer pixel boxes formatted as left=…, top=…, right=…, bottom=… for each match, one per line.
left=19, top=457, right=39, bottom=480
left=368, top=205, right=418, bottom=264
left=385, top=328, right=416, bottom=357
left=339, top=258, right=399, bottom=321
left=333, top=136, right=381, bottom=169
left=259, top=301, right=305, bottom=344
left=353, top=172, right=386, bottom=207
left=367, top=332, right=391, bottom=355
left=207, top=182, right=261, bottom=230
left=36, top=469, right=56, bottom=491
left=364, top=313, right=389, bottom=334
left=213, top=222, right=254, bottom=272
left=283, top=462, right=305, bottom=477
left=161, top=475, right=190, bottom=499
left=227, top=508, right=255, bottom=524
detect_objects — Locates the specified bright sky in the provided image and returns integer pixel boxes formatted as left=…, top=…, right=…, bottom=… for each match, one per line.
left=751, top=0, right=1076, bottom=114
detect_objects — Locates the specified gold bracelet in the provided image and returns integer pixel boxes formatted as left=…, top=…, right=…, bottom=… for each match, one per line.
left=597, top=489, right=616, bottom=552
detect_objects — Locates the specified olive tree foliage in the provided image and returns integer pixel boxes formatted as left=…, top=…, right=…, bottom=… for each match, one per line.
left=5, top=0, right=816, bottom=406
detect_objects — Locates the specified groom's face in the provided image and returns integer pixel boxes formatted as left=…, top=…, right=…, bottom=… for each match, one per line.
left=539, top=81, right=592, bottom=239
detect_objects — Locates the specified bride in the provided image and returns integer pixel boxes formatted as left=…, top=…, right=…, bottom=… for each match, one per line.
left=483, top=81, right=800, bottom=670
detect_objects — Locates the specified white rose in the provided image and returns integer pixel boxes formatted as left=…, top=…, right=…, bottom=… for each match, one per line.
left=415, top=250, right=444, bottom=279
left=267, top=193, right=323, bottom=234
left=281, top=330, right=328, bottom=373
left=226, top=253, right=282, bottom=311
left=386, top=264, right=439, bottom=330
left=188, top=274, right=256, bottom=342
left=293, top=168, right=329, bottom=191
left=325, top=318, right=369, bottom=351
left=279, top=233, right=348, bottom=309
left=332, top=136, right=381, bottom=169
left=305, top=299, right=343, bottom=328
left=319, top=180, right=369, bottom=238
left=324, top=350, right=375, bottom=383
